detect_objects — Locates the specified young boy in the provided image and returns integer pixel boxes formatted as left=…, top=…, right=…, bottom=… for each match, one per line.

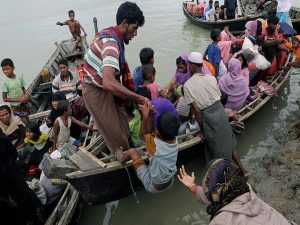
left=141, top=64, right=163, bottom=100
left=203, top=29, right=226, bottom=78
left=51, top=100, right=92, bottom=152
left=56, top=10, right=87, bottom=52
left=1, top=58, right=30, bottom=122
left=133, top=48, right=154, bottom=90
left=116, top=99, right=180, bottom=193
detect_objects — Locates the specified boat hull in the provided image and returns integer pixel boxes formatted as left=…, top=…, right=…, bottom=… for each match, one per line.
left=67, top=143, right=203, bottom=205
left=182, top=2, right=261, bottom=34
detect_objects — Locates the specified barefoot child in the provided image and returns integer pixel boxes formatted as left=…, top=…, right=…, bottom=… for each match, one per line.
left=56, top=10, right=87, bottom=52
left=51, top=100, right=92, bottom=151
left=1, top=58, right=30, bottom=123
left=117, top=100, right=180, bottom=193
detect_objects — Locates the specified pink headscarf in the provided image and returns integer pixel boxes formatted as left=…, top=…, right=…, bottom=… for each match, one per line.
left=218, top=30, right=236, bottom=65
left=218, top=58, right=250, bottom=111
left=245, top=20, right=258, bottom=37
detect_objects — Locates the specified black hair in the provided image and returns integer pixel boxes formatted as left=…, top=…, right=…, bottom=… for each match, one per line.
left=236, top=53, right=248, bottom=69
left=267, top=14, right=279, bottom=25
left=136, top=86, right=151, bottom=100
left=220, top=5, right=225, bottom=10
left=256, top=20, right=263, bottom=36
left=176, top=56, right=187, bottom=66
left=140, top=47, right=154, bottom=65
left=292, top=37, right=300, bottom=44
left=1, top=58, right=14, bottom=68
left=141, top=64, right=156, bottom=81
left=68, top=10, right=75, bottom=16
left=215, top=6, right=220, bottom=10
left=52, top=91, right=66, bottom=102
left=26, top=121, right=42, bottom=140
left=58, top=58, right=68, bottom=67
left=266, top=25, right=275, bottom=36
left=157, top=112, right=180, bottom=141
left=220, top=91, right=228, bottom=106
left=210, top=29, right=221, bottom=41
left=57, top=100, right=69, bottom=116
left=209, top=0, right=213, bottom=4
left=0, top=105, right=11, bottom=114
left=116, top=1, right=145, bottom=26
left=125, top=100, right=135, bottom=115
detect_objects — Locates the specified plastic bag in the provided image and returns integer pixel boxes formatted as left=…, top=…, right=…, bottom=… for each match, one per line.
left=254, top=54, right=271, bottom=70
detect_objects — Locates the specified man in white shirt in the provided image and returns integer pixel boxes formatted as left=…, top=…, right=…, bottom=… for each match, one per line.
left=276, top=0, right=291, bottom=23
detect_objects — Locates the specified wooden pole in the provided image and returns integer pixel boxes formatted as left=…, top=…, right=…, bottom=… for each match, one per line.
left=93, top=17, right=98, bottom=35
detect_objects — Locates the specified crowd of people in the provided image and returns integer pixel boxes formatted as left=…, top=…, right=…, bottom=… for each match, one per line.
left=1, top=1, right=300, bottom=224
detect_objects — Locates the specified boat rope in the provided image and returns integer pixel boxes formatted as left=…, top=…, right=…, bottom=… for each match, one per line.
left=124, top=166, right=140, bottom=204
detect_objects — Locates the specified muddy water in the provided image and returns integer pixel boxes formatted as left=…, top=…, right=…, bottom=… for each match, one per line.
left=0, top=0, right=300, bottom=224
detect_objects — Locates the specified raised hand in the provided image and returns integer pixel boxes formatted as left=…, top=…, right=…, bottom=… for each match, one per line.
left=177, top=165, right=196, bottom=190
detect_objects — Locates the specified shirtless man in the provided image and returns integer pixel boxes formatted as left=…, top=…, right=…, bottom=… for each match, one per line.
left=56, top=10, right=87, bottom=52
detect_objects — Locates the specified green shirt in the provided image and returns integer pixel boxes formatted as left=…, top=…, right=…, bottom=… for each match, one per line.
left=129, top=110, right=141, bottom=146
left=2, top=75, right=25, bottom=106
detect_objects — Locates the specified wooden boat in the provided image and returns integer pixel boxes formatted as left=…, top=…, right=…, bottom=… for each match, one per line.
left=182, top=1, right=262, bottom=34
left=63, top=54, right=296, bottom=206
left=290, top=7, right=300, bottom=34
left=26, top=37, right=88, bottom=224
left=28, top=37, right=88, bottom=120
left=238, top=53, right=294, bottom=122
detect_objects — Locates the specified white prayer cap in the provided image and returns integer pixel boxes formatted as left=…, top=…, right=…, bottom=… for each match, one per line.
left=188, top=52, right=203, bottom=64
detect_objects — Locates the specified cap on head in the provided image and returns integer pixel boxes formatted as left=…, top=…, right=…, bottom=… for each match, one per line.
left=188, top=52, right=203, bottom=64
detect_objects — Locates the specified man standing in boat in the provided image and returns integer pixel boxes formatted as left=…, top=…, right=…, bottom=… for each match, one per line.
left=82, top=2, right=147, bottom=157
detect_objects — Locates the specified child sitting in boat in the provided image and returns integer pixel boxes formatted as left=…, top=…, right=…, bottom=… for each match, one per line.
left=141, top=64, right=162, bottom=100
left=1, top=58, right=30, bottom=123
left=125, top=101, right=143, bottom=148
left=46, top=91, right=66, bottom=128
left=56, top=10, right=87, bottom=52
left=50, top=100, right=92, bottom=152
left=25, top=121, right=52, bottom=177
left=116, top=98, right=180, bottom=193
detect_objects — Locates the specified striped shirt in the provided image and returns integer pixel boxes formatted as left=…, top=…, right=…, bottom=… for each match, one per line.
left=52, top=73, right=79, bottom=101
left=84, top=37, right=120, bottom=88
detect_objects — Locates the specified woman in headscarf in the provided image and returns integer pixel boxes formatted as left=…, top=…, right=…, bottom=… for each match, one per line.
left=178, top=159, right=296, bottom=225
left=219, top=58, right=250, bottom=111
left=164, top=53, right=215, bottom=102
left=0, top=105, right=26, bottom=150
left=245, top=20, right=263, bottom=44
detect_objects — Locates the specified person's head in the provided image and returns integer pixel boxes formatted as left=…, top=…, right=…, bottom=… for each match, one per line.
left=236, top=53, right=248, bottom=69
left=0, top=105, right=12, bottom=125
left=199, top=159, right=249, bottom=220
left=52, top=91, right=66, bottom=110
left=210, top=29, right=221, bottom=42
left=266, top=25, right=275, bottom=37
left=140, top=47, right=154, bottom=65
left=215, top=6, right=220, bottom=14
left=176, top=55, right=188, bottom=74
left=214, top=1, right=219, bottom=7
left=57, top=100, right=72, bottom=117
left=1, top=58, right=15, bottom=77
left=136, top=86, right=151, bottom=100
left=157, top=112, right=180, bottom=141
left=26, top=121, right=41, bottom=141
left=209, top=0, right=213, bottom=7
left=116, top=1, right=145, bottom=45
left=227, top=57, right=241, bottom=76
left=188, top=52, right=203, bottom=74
left=58, top=59, right=69, bottom=77
left=68, top=10, right=75, bottom=21
left=220, top=5, right=225, bottom=11
left=292, top=36, right=300, bottom=50
left=267, top=14, right=279, bottom=29
left=142, top=64, right=156, bottom=83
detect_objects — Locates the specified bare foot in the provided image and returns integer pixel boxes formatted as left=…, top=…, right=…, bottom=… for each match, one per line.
left=115, top=147, right=130, bottom=163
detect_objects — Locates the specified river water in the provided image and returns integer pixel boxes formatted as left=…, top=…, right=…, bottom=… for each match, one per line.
left=0, top=0, right=300, bottom=224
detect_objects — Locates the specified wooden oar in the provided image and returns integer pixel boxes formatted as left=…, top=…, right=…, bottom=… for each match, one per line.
left=93, top=17, right=98, bottom=35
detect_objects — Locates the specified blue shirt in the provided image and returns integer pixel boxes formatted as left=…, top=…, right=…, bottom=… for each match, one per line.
left=133, top=66, right=144, bottom=91
left=205, top=43, right=221, bottom=65
left=204, top=5, right=212, bottom=13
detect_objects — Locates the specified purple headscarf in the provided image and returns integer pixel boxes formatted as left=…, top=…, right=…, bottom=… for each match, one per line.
left=245, top=20, right=257, bottom=37
left=218, top=58, right=250, bottom=111
left=174, top=53, right=191, bottom=85
left=152, top=98, right=178, bottom=128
